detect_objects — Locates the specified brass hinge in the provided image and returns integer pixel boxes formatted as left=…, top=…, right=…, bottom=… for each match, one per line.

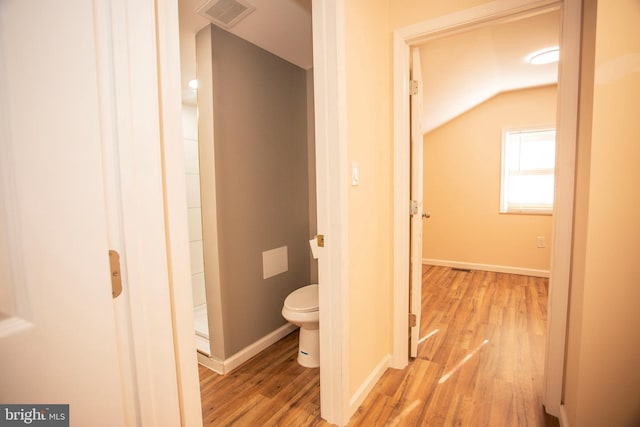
left=409, top=80, right=420, bottom=96
left=409, top=313, right=417, bottom=327
left=317, top=234, right=325, bottom=248
left=109, top=250, right=123, bottom=299
left=410, top=200, right=419, bottom=215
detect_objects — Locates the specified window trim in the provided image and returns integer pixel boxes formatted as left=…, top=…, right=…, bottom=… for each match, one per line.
left=500, top=125, right=556, bottom=215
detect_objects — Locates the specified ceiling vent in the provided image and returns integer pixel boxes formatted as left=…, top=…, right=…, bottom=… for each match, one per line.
left=196, top=0, right=256, bottom=29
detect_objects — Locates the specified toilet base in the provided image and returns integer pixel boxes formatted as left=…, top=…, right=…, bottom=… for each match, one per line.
left=297, top=327, right=319, bottom=368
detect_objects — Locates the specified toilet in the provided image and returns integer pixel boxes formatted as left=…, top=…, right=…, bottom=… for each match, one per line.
left=282, top=284, right=319, bottom=368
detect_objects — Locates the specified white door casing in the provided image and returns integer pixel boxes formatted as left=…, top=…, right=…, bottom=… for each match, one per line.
left=409, top=47, right=424, bottom=358
left=312, top=0, right=350, bottom=425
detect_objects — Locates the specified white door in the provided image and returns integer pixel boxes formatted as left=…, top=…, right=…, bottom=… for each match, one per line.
left=0, top=1, right=126, bottom=424
left=409, top=47, right=424, bottom=358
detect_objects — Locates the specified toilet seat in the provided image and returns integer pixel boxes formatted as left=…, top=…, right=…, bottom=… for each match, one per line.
left=284, top=284, right=318, bottom=313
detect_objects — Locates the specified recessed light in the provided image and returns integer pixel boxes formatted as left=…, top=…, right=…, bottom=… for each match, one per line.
left=526, top=47, right=560, bottom=65
left=188, top=79, right=198, bottom=90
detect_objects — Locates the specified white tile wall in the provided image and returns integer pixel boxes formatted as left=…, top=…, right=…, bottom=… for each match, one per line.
left=181, top=104, right=198, bottom=140
left=189, top=240, right=204, bottom=275
left=184, top=175, right=201, bottom=208
left=183, top=139, right=200, bottom=174
left=182, top=105, right=207, bottom=308
left=191, top=273, right=207, bottom=308
left=187, top=207, right=203, bottom=242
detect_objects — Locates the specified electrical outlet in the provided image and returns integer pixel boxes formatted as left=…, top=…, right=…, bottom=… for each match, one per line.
left=536, top=236, right=545, bottom=248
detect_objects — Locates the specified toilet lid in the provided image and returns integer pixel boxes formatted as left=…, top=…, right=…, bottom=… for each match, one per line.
left=284, top=284, right=318, bottom=313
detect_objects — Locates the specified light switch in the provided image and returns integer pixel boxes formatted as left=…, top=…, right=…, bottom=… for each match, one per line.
left=352, top=161, right=359, bottom=186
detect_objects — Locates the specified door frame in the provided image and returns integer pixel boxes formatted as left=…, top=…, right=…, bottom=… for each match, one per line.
left=148, top=0, right=351, bottom=424
left=155, top=0, right=205, bottom=424
left=409, top=47, right=424, bottom=358
left=311, top=1, right=350, bottom=425
left=103, top=0, right=202, bottom=424
left=391, top=0, right=581, bottom=418
left=163, top=0, right=350, bottom=425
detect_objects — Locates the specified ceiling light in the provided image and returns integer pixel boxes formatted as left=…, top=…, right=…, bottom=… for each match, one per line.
left=526, top=47, right=560, bottom=65
left=188, top=79, right=198, bottom=90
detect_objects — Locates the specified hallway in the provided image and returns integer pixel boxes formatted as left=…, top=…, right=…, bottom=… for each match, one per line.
left=350, top=265, right=557, bottom=426
left=199, top=265, right=557, bottom=426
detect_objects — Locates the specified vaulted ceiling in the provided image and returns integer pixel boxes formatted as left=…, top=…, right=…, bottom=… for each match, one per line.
left=418, top=10, right=560, bottom=132
left=178, top=1, right=559, bottom=133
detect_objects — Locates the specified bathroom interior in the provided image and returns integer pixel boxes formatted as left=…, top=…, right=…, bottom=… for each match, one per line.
left=178, top=0, right=318, bottom=374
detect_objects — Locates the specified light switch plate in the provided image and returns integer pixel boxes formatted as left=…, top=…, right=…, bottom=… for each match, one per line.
left=352, top=161, right=359, bottom=186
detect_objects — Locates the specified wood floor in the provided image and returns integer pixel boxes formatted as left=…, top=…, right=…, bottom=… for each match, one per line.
left=199, top=330, right=328, bottom=426
left=199, top=265, right=558, bottom=426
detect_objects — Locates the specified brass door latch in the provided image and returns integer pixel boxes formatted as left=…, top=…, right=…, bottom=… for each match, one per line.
left=109, top=250, right=123, bottom=299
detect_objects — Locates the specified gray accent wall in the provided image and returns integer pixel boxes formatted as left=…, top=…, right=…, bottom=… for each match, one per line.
left=306, top=69, right=318, bottom=284
left=197, top=25, right=312, bottom=358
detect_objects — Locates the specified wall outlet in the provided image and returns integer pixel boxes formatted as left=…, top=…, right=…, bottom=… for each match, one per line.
left=536, top=236, right=545, bottom=248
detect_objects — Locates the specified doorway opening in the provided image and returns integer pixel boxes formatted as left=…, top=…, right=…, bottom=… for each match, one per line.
left=415, top=8, right=561, bottom=315
left=393, top=0, right=581, bottom=419
left=179, top=0, right=318, bottom=414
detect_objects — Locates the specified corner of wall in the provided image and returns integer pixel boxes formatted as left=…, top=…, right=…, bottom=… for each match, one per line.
left=348, top=354, right=391, bottom=421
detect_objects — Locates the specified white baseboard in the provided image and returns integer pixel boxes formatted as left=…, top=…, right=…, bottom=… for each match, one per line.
left=195, top=334, right=210, bottom=355
left=197, top=351, right=224, bottom=374
left=348, top=354, right=391, bottom=420
left=559, top=404, right=569, bottom=427
left=197, top=322, right=298, bottom=375
left=423, top=258, right=549, bottom=278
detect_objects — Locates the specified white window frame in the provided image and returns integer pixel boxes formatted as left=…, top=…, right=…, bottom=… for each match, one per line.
left=500, top=126, right=556, bottom=214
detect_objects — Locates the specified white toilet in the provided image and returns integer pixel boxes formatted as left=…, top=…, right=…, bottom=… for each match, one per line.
left=282, top=284, right=319, bottom=368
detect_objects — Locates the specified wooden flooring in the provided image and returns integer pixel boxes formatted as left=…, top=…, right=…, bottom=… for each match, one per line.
left=199, top=265, right=559, bottom=426
left=199, top=331, right=329, bottom=426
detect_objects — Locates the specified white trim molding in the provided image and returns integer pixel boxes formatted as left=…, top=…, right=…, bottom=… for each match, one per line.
left=348, top=355, right=391, bottom=420
left=392, top=27, right=412, bottom=369
left=543, top=0, right=581, bottom=416
left=423, top=259, right=550, bottom=278
left=154, top=0, right=206, bottom=425
left=197, top=323, right=298, bottom=375
left=197, top=352, right=225, bottom=374
left=312, top=0, right=350, bottom=425
left=98, top=0, right=196, bottom=424
left=559, top=404, right=570, bottom=427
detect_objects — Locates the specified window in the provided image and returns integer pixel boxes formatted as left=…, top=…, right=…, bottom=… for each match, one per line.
left=500, top=127, right=556, bottom=214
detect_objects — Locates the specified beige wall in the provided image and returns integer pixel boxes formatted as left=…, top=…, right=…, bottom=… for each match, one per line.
left=422, top=86, right=556, bottom=272
left=389, top=0, right=489, bottom=29
left=564, top=0, right=640, bottom=426
left=344, top=0, right=393, bottom=397
left=342, top=0, right=640, bottom=424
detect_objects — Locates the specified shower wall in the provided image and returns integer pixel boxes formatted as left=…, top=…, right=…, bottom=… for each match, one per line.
left=196, top=25, right=312, bottom=359
left=181, top=105, right=206, bottom=308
